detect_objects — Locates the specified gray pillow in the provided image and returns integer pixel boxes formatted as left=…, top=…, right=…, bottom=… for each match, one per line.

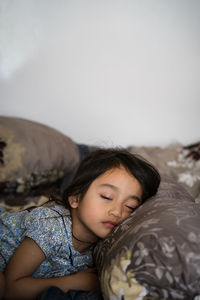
left=94, top=175, right=200, bottom=300
left=127, top=144, right=200, bottom=203
left=0, top=116, right=80, bottom=195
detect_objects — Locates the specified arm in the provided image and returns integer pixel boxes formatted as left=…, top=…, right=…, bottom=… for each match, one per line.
left=4, top=237, right=99, bottom=300
left=0, top=271, right=5, bottom=299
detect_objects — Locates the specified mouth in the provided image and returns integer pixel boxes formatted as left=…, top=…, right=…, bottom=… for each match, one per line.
left=102, top=221, right=118, bottom=229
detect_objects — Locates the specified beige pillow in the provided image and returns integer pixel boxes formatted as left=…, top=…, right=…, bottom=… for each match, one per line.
left=128, top=144, right=200, bottom=203
left=0, top=116, right=79, bottom=194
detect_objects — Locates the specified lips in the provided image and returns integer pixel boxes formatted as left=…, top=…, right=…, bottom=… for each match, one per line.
left=103, top=221, right=118, bottom=229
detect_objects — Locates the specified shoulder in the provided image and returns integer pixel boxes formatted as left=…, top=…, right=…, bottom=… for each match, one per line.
left=27, top=204, right=70, bottom=219
left=23, top=204, right=71, bottom=257
left=23, top=204, right=71, bottom=235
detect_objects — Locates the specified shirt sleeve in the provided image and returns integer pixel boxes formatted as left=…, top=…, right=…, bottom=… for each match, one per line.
left=23, top=207, right=65, bottom=258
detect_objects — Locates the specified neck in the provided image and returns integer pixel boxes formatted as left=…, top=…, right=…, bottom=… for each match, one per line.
left=72, top=232, right=93, bottom=245
left=70, top=210, right=98, bottom=251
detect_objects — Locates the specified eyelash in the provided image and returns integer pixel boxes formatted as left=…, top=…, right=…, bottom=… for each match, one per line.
left=126, top=206, right=136, bottom=212
left=101, top=195, right=112, bottom=200
left=101, top=195, right=136, bottom=211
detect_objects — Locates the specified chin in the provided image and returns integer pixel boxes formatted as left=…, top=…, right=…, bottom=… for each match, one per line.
left=100, top=231, right=112, bottom=239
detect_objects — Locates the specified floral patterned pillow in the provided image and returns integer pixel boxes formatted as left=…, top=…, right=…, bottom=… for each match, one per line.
left=94, top=176, right=200, bottom=300
left=0, top=116, right=80, bottom=196
left=127, top=143, right=200, bottom=203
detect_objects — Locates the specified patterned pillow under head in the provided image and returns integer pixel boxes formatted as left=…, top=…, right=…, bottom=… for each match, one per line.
left=0, top=116, right=80, bottom=196
left=94, top=175, right=200, bottom=300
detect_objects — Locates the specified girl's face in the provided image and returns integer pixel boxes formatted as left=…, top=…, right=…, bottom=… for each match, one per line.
left=69, top=166, right=142, bottom=243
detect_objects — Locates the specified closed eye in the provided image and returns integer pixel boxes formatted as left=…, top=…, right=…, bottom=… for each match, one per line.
left=100, top=195, right=112, bottom=200
left=126, top=205, right=136, bottom=212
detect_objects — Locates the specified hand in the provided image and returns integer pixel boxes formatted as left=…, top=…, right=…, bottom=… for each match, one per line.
left=71, top=268, right=100, bottom=291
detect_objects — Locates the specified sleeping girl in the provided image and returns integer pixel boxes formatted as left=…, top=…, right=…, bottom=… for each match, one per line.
left=0, top=148, right=160, bottom=300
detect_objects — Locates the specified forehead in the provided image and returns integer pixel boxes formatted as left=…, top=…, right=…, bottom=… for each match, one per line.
left=84, top=167, right=143, bottom=204
left=92, top=167, right=141, bottom=188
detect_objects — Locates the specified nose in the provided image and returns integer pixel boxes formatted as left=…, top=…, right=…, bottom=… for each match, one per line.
left=108, top=203, right=122, bottom=218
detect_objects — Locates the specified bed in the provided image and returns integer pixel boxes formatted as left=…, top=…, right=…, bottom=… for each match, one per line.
left=0, top=116, right=200, bottom=300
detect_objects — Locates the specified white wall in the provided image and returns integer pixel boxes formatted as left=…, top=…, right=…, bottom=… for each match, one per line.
left=1, top=0, right=200, bottom=147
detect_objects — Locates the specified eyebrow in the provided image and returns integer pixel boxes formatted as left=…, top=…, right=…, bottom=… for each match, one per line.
left=98, top=183, right=142, bottom=203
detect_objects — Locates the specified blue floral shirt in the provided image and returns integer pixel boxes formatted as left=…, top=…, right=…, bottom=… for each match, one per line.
left=0, top=204, right=94, bottom=277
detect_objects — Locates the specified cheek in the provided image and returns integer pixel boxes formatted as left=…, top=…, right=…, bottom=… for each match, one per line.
left=122, top=210, right=133, bottom=220
left=79, top=199, right=101, bottom=216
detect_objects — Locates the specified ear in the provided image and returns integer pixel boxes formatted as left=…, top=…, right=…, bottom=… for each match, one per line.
left=68, top=195, right=79, bottom=208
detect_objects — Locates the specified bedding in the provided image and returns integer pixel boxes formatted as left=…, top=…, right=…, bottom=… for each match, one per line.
left=127, top=143, right=200, bottom=203
left=0, top=116, right=80, bottom=211
left=0, top=116, right=200, bottom=300
left=93, top=175, right=200, bottom=300
left=0, top=116, right=79, bottom=194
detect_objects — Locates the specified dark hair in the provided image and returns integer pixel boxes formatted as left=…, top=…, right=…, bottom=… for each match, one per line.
left=63, top=148, right=160, bottom=208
